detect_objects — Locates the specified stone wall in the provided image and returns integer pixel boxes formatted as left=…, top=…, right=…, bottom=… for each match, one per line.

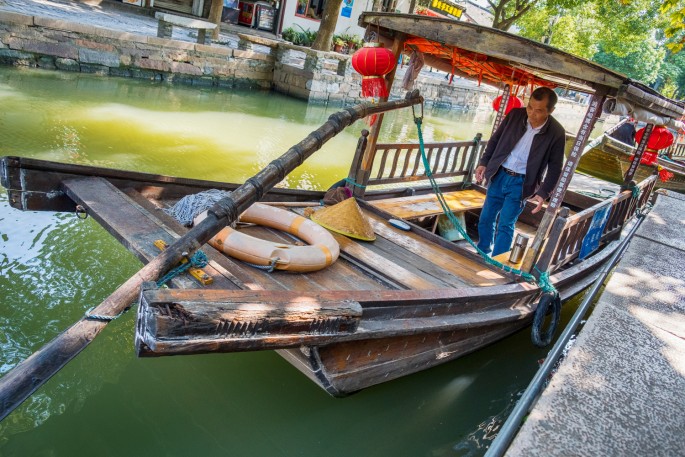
left=0, top=10, right=496, bottom=107
left=0, top=11, right=274, bottom=88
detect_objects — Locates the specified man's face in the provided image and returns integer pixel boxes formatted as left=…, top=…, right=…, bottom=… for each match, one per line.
left=526, top=96, right=553, bottom=129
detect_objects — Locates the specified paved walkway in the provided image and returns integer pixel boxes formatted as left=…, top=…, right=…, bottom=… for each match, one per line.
left=0, top=0, right=260, bottom=47
left=506, top=189, right=685, bottom=456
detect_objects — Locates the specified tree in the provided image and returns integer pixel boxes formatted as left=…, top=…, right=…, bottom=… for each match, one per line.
left=593, top=39, right=665, bottom=84
left=488, top=0, right=540, bottom=30
left=311, top=0, right=345, bottom=51
left=661, top=0, right=685, bottom=52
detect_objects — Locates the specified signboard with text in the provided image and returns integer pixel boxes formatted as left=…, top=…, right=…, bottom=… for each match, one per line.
left=428, top=0, right=464, bottom=20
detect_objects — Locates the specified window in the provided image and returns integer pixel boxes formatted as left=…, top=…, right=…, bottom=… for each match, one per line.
left=295, top=0, right=325, bottom=20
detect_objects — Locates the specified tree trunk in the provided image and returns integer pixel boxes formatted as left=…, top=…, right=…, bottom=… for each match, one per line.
left=209, top=0, right=223, bottom=40
left=311, top=0, right=344, bottom=51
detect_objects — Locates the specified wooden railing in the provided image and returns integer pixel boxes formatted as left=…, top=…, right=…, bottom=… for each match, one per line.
left=671, top=142, right=685, bottom=159
left=535, top=175, right=657, bottom=273
left=346, top=132, right=486, bottom=196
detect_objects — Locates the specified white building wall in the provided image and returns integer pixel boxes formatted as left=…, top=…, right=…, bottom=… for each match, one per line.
left=281, top=0, right=410, bottom=40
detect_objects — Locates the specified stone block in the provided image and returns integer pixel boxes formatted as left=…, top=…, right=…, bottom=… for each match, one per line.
left=55, top=58, right=80, bottom=72
left=97, top=28, right=148, bottom=45
left=75, top=39, right=116, bottom=53
left=109, top=67, right=133, bottom=78
left=233, top=48, right=273, bottom=61
left=169, top=61, right=203, bottom=76
left=0, top=48, right=34, bottom=63
left=37, top=56, right=56, bottom=69
left=134, top=57, right=169, bottom=72
left=34, top=17, right=97, bottom=35
left=9, top=37, right=78, bottom=60
left=79, top=48, right=120, bottom=67
left=80, top=63, right=110, bottom=76
left=0, top=11, right=34, bottom=26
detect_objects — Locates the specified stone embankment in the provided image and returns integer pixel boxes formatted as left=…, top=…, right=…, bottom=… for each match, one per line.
left=0, top=8, right=496, bottom=109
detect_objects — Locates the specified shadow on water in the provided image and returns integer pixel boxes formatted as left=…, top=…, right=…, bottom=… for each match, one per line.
left=0, top=66, right=590, bottom=456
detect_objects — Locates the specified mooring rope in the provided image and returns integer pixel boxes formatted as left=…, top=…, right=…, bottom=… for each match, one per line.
left=164, top=189, right=232, bottom=227
left=413, top=115, right=556, bottom=294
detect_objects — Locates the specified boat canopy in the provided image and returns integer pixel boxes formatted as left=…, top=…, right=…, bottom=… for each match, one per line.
left=358, top=13, right=684, bottom=125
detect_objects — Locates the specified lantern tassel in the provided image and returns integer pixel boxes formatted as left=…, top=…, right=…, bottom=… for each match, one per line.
left=361, top=76, right=389, bottom=98
left=658, top=166, right=674, bottom=182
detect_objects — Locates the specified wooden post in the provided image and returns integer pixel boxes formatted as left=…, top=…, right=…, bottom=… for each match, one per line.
left=622, top=123, right=653, bottom=189
left=0, top=96, right=423, bottom=422
left=208, top=0, right=223, bottom=41
left=531, top=207, right=570, bottom=278
left=491, top=84, right=511, bottom=134
left=521, top=92, right=606, bottom=272
left=360, top=33, right=406, bottom=183
left=463, top=133, right=483, bottom=188
left=348, top=130, right=370, bottom=198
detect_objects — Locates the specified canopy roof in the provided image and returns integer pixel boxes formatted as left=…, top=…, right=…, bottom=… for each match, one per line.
left=358, top=13, right=684, bottom=121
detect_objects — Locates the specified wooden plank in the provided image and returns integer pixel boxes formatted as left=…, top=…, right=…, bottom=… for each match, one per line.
left=369, top=189, right=486, bottom=219
left=362, top=210, right=508, bottom=286
left=138, top=287, right=362, bottom=350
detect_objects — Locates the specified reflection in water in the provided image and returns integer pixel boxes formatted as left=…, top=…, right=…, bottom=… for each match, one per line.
left=0, top=66, right=590, bottom=456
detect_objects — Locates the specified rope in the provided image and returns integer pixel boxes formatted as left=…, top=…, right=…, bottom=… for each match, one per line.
left=84, top=305, right=131, bottom=322
left=156, top=250, right=209, bottom=287
left=344, top=177, right=366, bottom=188
left=244, top=257, right=280, bottom=272
left=413, top=116, right=557, bottom=294
left=164, top=189, right=232, bottom=227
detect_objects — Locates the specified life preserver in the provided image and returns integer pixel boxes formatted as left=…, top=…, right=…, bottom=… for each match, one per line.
left=206, top=203, right=340, bottom=272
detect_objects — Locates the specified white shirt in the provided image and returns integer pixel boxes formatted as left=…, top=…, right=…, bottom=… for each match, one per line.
left=501, top=119, right=546, bottom=175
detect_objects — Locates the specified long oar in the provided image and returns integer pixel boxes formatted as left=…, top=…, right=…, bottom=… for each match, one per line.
left=0, top=93, right=423, bottom=422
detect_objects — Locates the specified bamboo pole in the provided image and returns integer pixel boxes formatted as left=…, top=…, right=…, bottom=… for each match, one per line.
left=0, top=95, right=423, bottom=423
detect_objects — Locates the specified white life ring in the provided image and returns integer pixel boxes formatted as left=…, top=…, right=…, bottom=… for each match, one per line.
left=205, top=203, right=340, bottom=272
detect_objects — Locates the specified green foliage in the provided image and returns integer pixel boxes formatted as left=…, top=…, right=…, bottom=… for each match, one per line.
left=281, top=25, right=318, bottom=47
left=661, top=0, right=685, bottom=52
left=593, top=39, right=665, bottom=84
left=513, top=0, right=685, bottom=91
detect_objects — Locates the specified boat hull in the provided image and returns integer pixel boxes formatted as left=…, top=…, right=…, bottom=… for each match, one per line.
left=573, top=136, right=685, bottom=193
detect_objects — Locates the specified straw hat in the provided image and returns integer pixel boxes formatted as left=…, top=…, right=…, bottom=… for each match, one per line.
left=311, top=198, right=376, bottom=241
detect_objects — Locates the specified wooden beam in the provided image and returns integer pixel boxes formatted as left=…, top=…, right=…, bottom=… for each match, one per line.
left=359, top=13, right=625, bottom=91
left=622, top=123, right=653, bottom=188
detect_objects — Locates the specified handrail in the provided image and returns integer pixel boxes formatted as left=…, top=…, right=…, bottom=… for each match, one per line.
left=535, top=175, right=656, bottom=274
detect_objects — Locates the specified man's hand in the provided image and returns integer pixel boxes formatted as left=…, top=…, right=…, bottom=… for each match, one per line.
left=474, top=165, right=486, bottom=184
left=529, top=195, right=545, bottom=214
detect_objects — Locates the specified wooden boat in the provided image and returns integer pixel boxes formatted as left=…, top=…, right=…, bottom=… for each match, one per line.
left=574, top=129, right=685, bottom=193
left=1, top=14, right=683, bottom=414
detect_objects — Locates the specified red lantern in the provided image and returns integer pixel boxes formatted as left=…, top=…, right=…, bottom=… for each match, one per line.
left=351, top=43, right=396, bottom=98
left=492, top=95, right=524, bottom=115
left=635, top=125, right=675, bottom=152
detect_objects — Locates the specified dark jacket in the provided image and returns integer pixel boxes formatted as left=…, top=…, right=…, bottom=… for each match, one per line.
left=479, top=107, right=566, bottom=199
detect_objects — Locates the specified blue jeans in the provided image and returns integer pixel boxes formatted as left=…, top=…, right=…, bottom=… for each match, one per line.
left=477, top=169, right=525, bottom=256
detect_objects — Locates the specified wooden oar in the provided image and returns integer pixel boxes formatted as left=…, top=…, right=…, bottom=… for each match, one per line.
left=0, top=93, right=423, bottom=422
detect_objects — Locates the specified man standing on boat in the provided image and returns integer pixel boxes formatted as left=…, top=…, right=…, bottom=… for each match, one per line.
left=474, top=87, right=565, bottom=257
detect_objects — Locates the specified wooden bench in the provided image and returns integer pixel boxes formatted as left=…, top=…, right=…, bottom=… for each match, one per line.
left=154, top=12, right=217, bottom=45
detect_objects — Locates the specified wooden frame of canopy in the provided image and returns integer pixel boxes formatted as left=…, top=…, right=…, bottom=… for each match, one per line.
left=356, top=12, right=685, bottom=274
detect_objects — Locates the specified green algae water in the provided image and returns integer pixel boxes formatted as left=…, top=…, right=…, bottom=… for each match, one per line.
left=0, top=67, right=586, bottom=456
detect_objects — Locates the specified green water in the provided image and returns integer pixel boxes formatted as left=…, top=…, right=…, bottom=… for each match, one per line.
left=0, top=67, right=584, bottom=456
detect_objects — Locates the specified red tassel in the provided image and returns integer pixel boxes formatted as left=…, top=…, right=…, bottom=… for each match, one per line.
left=361, top=76, right=389, bottom=98
left=365, top=114, right=378, bottom=126
left=659, top=167, right=674, bottom=182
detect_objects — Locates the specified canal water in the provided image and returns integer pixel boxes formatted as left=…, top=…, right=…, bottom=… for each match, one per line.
left=0, top=67, right=588, bottom=456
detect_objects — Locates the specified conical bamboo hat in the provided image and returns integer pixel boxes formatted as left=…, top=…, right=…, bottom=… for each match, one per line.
left=311, top=198, right=376, bottom=241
